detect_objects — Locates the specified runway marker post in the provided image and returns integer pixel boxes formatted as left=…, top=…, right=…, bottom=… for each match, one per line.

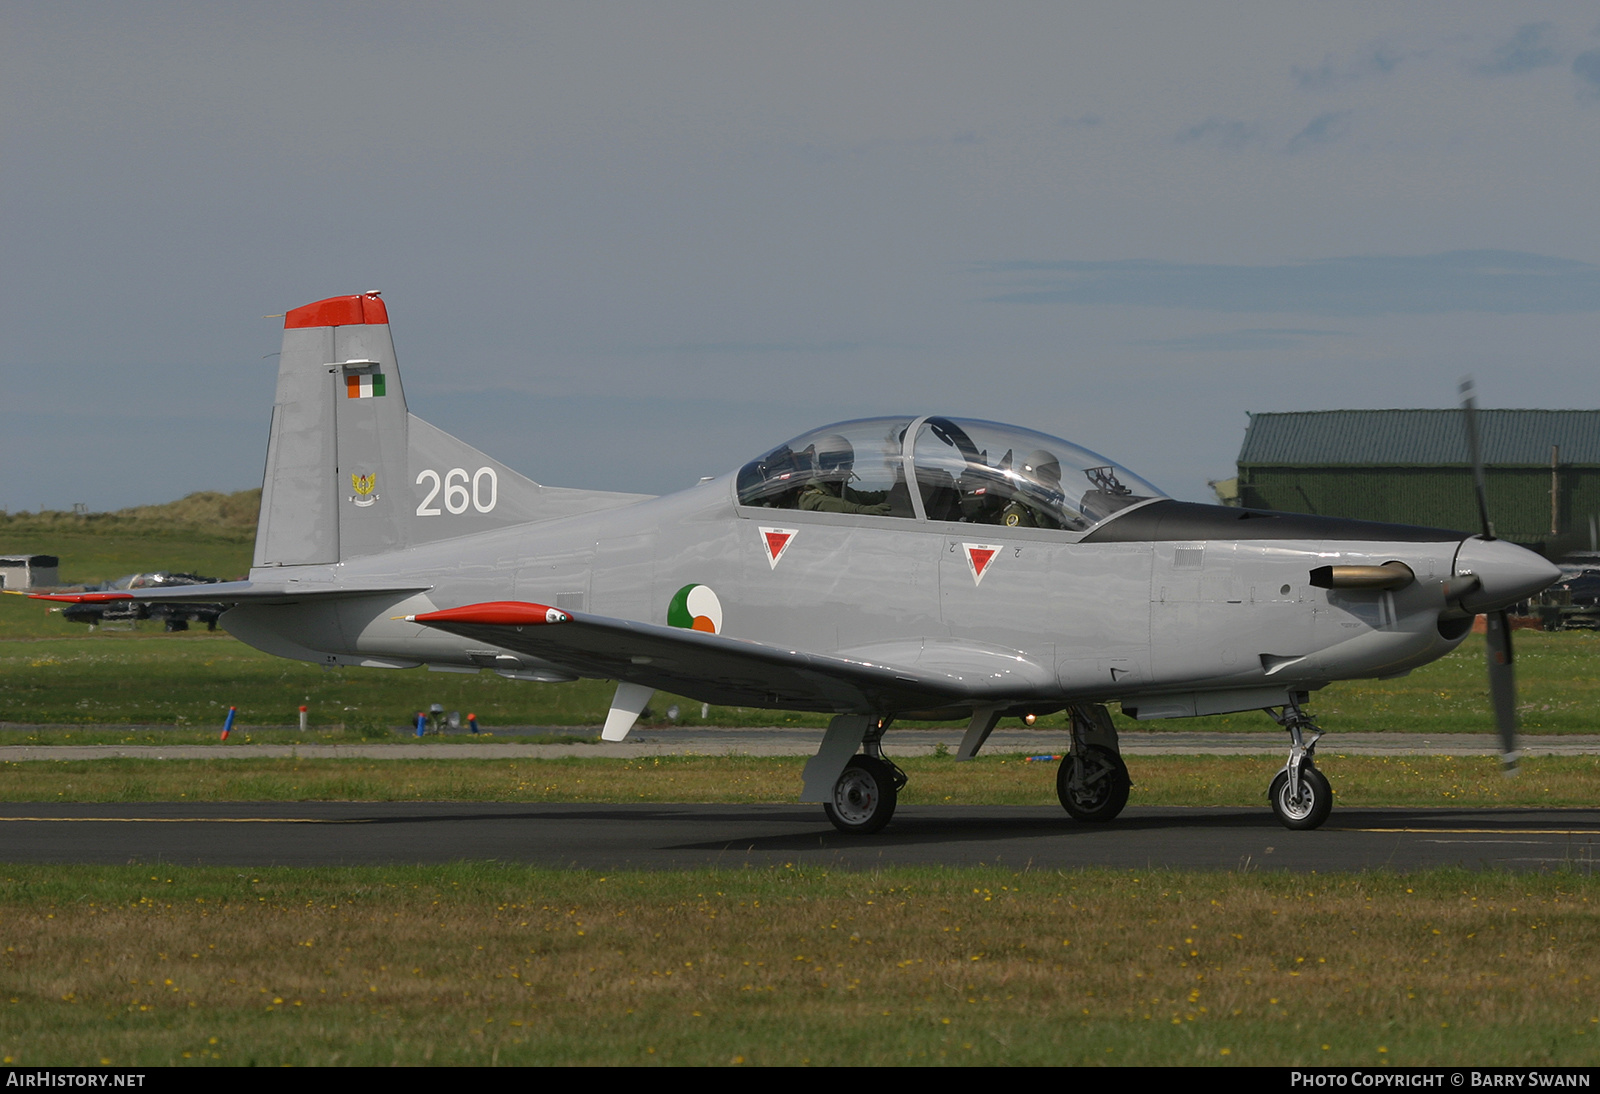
left=220, top=706, right=237, bottom=741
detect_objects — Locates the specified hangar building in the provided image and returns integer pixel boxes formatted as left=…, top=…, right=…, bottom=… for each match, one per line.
left=1235, top=410, right=1600, bottom=551
left=0, top=554, right=60, bottom=591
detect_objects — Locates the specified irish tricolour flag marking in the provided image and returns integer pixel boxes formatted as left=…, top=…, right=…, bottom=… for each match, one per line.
left=759, top=526, right=797, bottom=569
left=346, top=373, right=387, bottom=399
left=963, top=543, right=1001, bottom=586
left=668, top=584, right=723, bottom=634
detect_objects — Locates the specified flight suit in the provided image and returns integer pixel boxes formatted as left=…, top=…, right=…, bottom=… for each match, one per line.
left=799, top=481, right=893, bottom=515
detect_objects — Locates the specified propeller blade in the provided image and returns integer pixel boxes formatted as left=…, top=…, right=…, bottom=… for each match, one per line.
left=1461, top=380, right=1518, bottom=772
left=1459, top=377, right=1496, bottom=541
left=1484, top=609, right=1519, bottom=773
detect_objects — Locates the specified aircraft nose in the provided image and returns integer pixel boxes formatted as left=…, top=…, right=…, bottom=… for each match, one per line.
left=1452, top=536, right=1561, bottom=614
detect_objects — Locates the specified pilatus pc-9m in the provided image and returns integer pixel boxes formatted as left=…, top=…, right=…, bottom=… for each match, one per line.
left=40, top=294, right=1559, bottom=833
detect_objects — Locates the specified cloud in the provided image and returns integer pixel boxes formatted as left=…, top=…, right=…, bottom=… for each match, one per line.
left=1132, top=328, right=1349, bottom=352
left=1475, top=23, right=1562, bottom=76
left=1291, top=45, right=1405, bottom=91
left=1286, top=111, right=1352, bottom=153
left=1576, top=49, right=1600, bottom=96
left=1057, top=113, right=1103, bottom=128
left=1173, top=117, right=1265, bottom=151
left=1176, top=111, right=1351, bottom=154
left=979, top=251, right=1600, bottom=316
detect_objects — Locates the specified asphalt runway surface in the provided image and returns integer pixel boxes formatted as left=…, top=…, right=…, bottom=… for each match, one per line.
left=4, top=801, right=1598, bottom=872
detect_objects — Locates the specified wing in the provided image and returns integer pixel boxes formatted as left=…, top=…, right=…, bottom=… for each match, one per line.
left=406, top=601, right=994, bottom=714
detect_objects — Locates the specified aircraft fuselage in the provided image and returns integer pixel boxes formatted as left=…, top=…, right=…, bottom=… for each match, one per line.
left=225, top=477, right=1486, bottom=718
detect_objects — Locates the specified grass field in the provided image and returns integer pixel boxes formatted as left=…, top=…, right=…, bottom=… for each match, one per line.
left=2, top=754, right=1598, bottom=808
left=5, top=511, right=1599, bottom=1067
left=6, top=580, right=1600, bottom=734
left=1, top=864, right=1595, bottom=1066
left=0, top=496, right=256, bottom=587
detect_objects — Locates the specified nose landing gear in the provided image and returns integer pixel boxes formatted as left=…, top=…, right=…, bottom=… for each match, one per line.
left=1266, top=699, right=1333, bottom=830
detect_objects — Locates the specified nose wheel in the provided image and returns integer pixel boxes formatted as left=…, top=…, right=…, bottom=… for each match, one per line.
left=1269, top=765, right=1332, bottom=830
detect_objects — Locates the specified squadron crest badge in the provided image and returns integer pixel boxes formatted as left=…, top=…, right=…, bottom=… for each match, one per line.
left=350, top=472, right=378, bottom=507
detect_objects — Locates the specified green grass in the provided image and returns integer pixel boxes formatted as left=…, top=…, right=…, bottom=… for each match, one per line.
left=0, top=864, right=1596, bottom=1066
left=6, top=509, right=1597, bottom=1068
left=2, top=754, right=1597, bottom=808
left=0, top=497, right=256, bottom=586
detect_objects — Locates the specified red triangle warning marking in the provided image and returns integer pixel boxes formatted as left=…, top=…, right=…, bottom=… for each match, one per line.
left=963, top=543, right=1002, bottom=586
left=759, top=526, right=798, bottom=569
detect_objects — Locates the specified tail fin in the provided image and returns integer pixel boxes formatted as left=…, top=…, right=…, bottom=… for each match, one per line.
left=254, top=293, right=644, bottom=567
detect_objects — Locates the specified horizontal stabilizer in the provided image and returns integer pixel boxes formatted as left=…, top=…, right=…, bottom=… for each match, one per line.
left=34, top=581, right=430, bottom=606
left=409, top=600, right=978, bottom=714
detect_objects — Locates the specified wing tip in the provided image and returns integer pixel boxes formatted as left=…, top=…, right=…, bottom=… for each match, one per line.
left=413, top=601, right=570, bottom=626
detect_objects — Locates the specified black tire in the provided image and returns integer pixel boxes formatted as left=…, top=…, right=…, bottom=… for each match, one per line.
left=823, top=755, right=898, bottom=834
left=1268, top=765, right=1333, bottom=830
left=1056, top=745, right=1130, bottom=822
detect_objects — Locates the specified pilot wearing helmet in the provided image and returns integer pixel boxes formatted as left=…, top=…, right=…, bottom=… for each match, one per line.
left=798, top=434, right=894, bottom=515
left=999, top=449, right=1066, bottom=529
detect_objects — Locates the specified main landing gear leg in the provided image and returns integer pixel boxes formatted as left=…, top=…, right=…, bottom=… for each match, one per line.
left=1266, top=696, right=1333, bottom=830
left=1057, top=703, right=1131, bottom=822
left=802, top=715, right=907, bottom=835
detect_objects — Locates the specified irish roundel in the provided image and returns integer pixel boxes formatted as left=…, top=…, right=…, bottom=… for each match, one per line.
left=668, top=584, right=723, bottom=634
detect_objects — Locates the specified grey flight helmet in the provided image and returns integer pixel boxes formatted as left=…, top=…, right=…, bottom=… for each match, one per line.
left=1020, top=449, right=1062, bottom=492
left=814, top=434, right=856, bottom=483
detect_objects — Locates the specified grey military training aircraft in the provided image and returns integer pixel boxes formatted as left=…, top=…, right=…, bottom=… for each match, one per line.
left=36, top=293, right=1560, bottom=832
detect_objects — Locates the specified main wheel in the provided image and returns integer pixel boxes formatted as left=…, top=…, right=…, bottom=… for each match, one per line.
left=823, top=755, right=898, bottom=834
left=1056, top=745, right=1130, bottom=822
left=1268, top=765, right=1333, bottom=830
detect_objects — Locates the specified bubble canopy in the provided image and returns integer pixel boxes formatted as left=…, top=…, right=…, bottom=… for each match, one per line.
left=735, top=416, right=1165, bottom=531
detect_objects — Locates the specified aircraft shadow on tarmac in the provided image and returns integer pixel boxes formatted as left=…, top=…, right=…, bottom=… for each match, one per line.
left=657, top=807, right=1470, bottom=854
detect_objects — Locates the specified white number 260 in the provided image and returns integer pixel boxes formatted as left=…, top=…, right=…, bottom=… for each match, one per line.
left=415, top=467, right=498, bottom=516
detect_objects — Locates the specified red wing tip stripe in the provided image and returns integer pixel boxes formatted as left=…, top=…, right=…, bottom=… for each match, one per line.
left=30, top=592, right=134, bottom=603
left=284, top=293, right=389, bottom=329
left=412, top=601, right=569, bottom=626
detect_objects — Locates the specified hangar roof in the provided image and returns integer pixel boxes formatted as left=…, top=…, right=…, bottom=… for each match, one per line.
left=1239, top=410, right=1600, bottom=467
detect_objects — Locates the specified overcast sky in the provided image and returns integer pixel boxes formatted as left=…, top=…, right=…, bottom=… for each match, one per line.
left=4, top=3, right=1599, bottom=511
